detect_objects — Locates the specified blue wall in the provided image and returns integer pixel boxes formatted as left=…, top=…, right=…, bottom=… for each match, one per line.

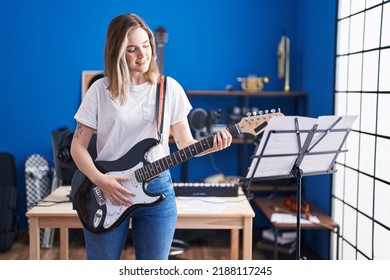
left=0, top=0, right=336, bottom=258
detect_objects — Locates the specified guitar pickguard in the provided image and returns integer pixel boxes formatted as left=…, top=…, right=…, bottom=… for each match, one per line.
left=97, top=162, right=161, bottom=229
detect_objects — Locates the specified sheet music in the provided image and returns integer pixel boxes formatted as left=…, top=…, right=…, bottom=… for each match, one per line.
left=300, top=115, right=357, bottom=173
left=246, top=115, right=357, bottom=179
left=309, top=115, right=357, bottom=152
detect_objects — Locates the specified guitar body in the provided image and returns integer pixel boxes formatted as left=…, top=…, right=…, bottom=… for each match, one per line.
left=71, top=138, right=166, bottom=233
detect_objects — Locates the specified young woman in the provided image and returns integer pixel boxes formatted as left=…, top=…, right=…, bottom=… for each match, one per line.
left=70, top=13, right=232, bottom=260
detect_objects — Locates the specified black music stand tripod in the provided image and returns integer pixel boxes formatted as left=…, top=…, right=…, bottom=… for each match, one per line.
left=241, top=115, right=356, bottom=260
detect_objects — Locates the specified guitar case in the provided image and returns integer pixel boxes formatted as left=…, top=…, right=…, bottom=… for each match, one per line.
left=0, top=152, right=18, bottom=252
left=25, top=154, right=52, bottom=247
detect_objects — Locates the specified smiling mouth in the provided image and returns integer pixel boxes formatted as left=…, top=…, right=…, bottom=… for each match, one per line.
left=137, top=60, right=147, bottom=66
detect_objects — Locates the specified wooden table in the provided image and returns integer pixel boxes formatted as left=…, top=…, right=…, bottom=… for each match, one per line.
left=253, top=196, right=339, bottom=259
left=26, top=186, right=255, bottom=260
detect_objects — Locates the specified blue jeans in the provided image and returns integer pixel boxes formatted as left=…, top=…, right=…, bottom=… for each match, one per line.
left=83, top=170, right=177, bottom=260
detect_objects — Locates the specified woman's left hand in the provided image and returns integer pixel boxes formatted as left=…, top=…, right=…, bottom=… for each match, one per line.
left=211, top=128, right=232, bottom=152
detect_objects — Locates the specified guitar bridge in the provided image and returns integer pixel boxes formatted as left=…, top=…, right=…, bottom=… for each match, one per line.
left=93, top=186, right=106, bottom=206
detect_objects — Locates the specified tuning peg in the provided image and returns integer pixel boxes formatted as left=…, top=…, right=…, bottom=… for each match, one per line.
left=278, top=108, right=281, bottom=113
left=259, top=110, right=263, bottom=115
left=252, top=111, right=257, bottom=116
left=246, top=112, right=251, bottom=117
left=264, top=110, right=269, bottom=114
left=271, top=109, right=276, bottom=113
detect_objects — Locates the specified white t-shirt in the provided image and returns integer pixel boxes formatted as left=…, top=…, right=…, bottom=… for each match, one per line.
left=74, top=76, right=192, bottom=162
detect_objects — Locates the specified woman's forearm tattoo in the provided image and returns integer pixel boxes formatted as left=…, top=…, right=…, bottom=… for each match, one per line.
left=75, top=123, right=83, bottom=139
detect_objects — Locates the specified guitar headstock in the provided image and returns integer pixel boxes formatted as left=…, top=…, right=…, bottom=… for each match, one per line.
left=238, top=109, right=284, bottom=136
left=155, top=26, right=168, bottom=47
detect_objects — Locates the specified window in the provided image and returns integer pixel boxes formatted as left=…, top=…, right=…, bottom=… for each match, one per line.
left=333, top=0, right=390, bottom=260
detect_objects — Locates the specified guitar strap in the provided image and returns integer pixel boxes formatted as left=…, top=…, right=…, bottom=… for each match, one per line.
left=156, top=75, right=167, bottom=143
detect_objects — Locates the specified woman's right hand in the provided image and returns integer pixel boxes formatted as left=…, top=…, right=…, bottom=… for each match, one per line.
left=94, top=173, right=135, bottom=206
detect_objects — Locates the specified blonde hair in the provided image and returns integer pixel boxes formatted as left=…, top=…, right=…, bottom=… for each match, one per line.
left=104, top=14, right=160, bottom=104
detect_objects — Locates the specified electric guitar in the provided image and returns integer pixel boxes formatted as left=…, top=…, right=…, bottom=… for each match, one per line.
left=155, top=26, right=168, bottom=74
left=71, top=110, right=284, bottom=233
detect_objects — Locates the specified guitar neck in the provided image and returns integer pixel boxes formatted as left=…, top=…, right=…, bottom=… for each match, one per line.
left=156, top=26, right=167, bottom=75
left=135, top=124, right=241, bottom=182
left=157, top=47, right=164, bottom=74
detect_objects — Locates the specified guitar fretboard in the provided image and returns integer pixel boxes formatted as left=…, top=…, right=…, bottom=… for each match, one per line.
left=134, top=124, right=241, bottom=182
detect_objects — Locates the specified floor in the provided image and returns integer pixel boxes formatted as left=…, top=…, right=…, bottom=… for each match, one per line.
left=0, top=228, right=319, bottom=260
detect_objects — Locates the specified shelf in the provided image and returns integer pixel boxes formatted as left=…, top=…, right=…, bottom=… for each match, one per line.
left=253, top=196, right=340, bottom=259
left=253, top=196, right=339, bottom=230
left=187, top=90, right=307, bottom=97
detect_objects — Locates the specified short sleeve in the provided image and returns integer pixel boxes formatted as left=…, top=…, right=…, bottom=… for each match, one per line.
left=166, top=77, right=192, bottom=125
left=74, top=81, right=100, bottom=129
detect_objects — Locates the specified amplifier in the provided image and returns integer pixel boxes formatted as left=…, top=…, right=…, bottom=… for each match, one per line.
left=173, top=182, right=239, bottom=197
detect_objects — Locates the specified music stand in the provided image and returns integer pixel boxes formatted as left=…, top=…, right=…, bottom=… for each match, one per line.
left=241, top=115, right=357, bottom=259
